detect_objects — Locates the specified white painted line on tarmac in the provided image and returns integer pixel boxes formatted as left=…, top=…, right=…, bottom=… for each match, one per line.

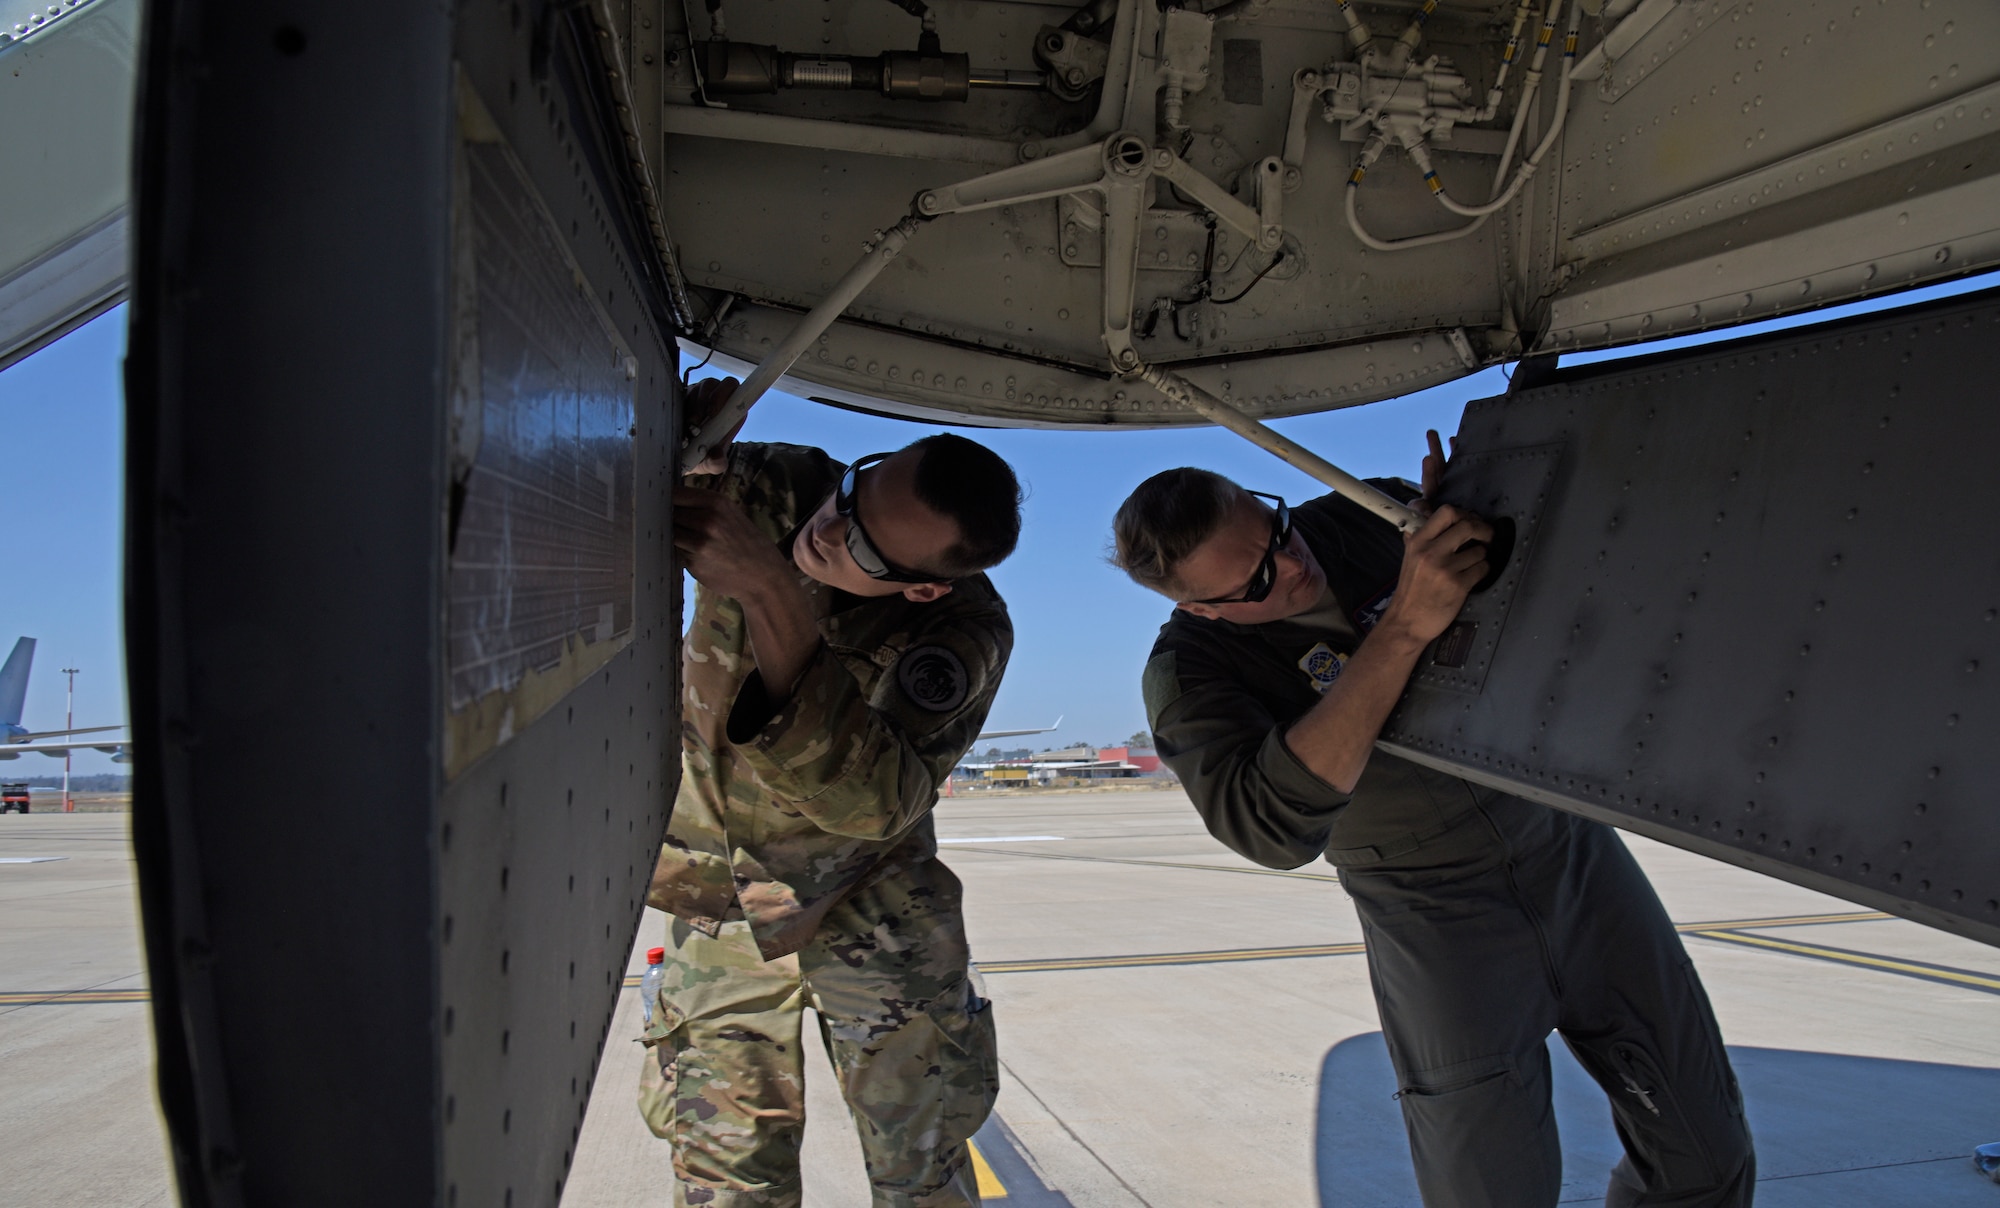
left=937, top=836, right=1064, bottom=844
left=0, top=856, right=66, bottom=863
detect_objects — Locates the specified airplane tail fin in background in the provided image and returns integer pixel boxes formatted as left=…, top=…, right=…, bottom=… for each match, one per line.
left=0, top=638, right=35, bottom=729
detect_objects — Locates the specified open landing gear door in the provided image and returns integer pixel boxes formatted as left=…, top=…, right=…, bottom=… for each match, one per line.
left=1384, top=286, right=2000, bottom=948
left=126, top=1, right=683, bottom=1202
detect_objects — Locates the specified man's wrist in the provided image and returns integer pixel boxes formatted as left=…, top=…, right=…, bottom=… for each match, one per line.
left=1367, top=611, right=1433, bottom=658
left=735, top=558, right=807, bottom=617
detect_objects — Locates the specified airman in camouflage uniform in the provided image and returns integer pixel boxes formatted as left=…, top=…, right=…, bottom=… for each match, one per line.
left=642, top=394, right=1018, bottom=1208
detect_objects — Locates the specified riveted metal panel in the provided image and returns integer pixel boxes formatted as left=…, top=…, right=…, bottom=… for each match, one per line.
left=1407, top=442, right=1563, bottom=697
left=1382, top=286, right=2000, bottom=948
left=126, top=1, right=680, bottom=1204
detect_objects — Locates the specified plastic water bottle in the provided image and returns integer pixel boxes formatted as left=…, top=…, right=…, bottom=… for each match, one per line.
left=639, top=946, right=667, bottom=1027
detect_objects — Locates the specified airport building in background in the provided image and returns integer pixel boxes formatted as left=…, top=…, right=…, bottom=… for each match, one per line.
left=954, top=744, right=1168, bottom=787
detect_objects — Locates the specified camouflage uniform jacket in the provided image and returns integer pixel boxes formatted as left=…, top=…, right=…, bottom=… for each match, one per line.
left=1142, top=485, right=1512, bottom=870
left=654, top=441, right=1013, bottom=960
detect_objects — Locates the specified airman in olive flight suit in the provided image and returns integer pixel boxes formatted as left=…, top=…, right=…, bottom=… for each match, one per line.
left=1114, top=442, right=1755, bottom=1208
left=643, top=381, right=1020, bottom=1208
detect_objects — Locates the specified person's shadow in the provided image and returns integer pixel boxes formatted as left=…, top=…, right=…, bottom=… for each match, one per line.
left=1314, top=1033, right=2000, bottom=1206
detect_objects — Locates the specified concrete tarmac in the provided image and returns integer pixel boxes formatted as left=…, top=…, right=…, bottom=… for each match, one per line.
left=0, top=813, right=172, bottom=1207
left=7, top=793, right=2000, bottom=1205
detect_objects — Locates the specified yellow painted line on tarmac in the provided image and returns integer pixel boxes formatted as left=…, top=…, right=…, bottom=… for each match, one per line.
left=940, top=845, right=1343, bottom=881
left=966, top=1140, right=1008, bottom=1198
left=1690, top=929, right=2000, bottom=994
left=977, top=910, right=1892, bottom=976
left=0, top=913, right=1916, bottom=1003
left=980, top=941, right=1368, bottom=974
left=0, top=988, right=150, bottom=1006
left=1679, top=910, right=1890, bottom=932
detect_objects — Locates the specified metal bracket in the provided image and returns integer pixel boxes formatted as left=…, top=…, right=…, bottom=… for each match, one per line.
left=1282, top=68, right=1323, bottom=182
left=1153, top=150, right=1275, bottom=251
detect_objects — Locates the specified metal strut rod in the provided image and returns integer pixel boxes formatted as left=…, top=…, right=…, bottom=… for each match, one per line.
left=684, top=129, right=1420, bottom=537
left=680, top=214, right=924, bottom=472
left=1139, top=365, right=1424, bottom=534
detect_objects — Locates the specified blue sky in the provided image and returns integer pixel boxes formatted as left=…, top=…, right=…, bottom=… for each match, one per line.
left=4, top=271, right=1995, bottom=769
left=712, top=368, right=1480, bottom=752
left=0, top=308, right=127, bottom=775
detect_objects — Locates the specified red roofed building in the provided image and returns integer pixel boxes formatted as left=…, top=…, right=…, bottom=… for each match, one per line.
left=1096, top=746, right=1161, bottom=774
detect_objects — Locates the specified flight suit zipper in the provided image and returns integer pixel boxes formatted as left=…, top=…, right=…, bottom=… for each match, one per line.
left=1473, top=797, right=1565, bottom=1000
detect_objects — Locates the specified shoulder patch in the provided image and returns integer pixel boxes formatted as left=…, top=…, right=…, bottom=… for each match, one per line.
left=1297, top=642, right=1347, bottom=694
left=897, top=645, right=969, bottom=713
left=1141, top=651, right=1183, bottom=729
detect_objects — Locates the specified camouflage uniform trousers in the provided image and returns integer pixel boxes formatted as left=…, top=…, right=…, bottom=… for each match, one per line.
left=638, top=861, right=999, bottom=1208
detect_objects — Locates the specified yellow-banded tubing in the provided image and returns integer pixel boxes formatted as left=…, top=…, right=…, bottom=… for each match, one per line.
left=1422, top=170, right=1442, bottom=194
left=1537, top=23, right=1555, bottom=45
left=1348, top=166, right=1368, bottom=186
left=1564, top=32, right=1578, bottom=53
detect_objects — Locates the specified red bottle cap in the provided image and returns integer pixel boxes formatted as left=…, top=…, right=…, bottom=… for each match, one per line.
left=646, top=946, right=666, bottom=965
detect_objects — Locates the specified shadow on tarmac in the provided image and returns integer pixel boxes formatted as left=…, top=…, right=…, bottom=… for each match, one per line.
left=1312, top=1033, right=2000, bottom=1206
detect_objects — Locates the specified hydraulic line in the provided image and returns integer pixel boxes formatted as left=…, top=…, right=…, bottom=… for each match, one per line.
left=1342, top=0, right=1576, bottom=251
left=1473, top=0, right=1539, bottom=121
left=1334, top=0, right=1374, bottom=59
left=1391, top=0, right=1440, bottom=64
left=1424, top=0, right=1581, bottom=218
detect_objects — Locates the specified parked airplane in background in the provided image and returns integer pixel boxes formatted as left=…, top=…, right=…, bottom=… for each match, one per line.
left=976, top=716, right=1063, bottom=741
left=0, top=637, right=131, bottom=762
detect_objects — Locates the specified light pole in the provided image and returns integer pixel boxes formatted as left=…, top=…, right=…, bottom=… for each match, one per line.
left=61, top=667, right=78, bottom=813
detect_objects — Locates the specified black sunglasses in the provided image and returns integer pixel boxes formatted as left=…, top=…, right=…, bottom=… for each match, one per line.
left=1190, top=491, right=1292, bottom=605
left=834, top=453, right=946, bottom=584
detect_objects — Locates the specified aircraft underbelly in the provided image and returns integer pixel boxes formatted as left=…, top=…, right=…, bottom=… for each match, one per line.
left=658, top=0, right=2000, bottom=426
left=0, top=0, right=137, bottom=369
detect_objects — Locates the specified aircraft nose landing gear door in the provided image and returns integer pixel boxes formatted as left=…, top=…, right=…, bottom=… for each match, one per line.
left=125, top=2, right=685, bottom=1204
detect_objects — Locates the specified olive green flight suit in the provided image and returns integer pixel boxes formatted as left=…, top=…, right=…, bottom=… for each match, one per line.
left=1143, top=486, right=1756, bottom=1208
left=643, top=441, right=1007, bottom=1208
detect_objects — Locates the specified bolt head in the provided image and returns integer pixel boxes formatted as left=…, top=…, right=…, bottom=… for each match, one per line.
left=1066, top=67, right=1086, bottom=85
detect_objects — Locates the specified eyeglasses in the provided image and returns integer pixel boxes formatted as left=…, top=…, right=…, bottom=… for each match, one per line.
left=833, top=452, right=946, bottom=584
left=1189, top=491, right=1292, bottom=605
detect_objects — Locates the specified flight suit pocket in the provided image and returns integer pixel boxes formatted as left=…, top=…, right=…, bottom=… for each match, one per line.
left=635, top=997, right=686, bottom=1140
left=1396, top=1055, right=1516, bottom=1101
left=1395, top=1054, right=1562, bottom=1206
left=1603, top=1040, right=1727, bottom=1188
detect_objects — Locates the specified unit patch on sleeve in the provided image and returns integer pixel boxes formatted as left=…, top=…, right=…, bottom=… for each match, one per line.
left=1353, top=584, right=1396, bottom=633
left=1298, top=642, right=1347, bottom=695
left=898, top=645, right=969, bottom=713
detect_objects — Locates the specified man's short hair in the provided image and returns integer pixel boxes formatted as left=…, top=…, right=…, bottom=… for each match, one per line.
left=1110, top=467, right=1242, bottom=598
left=905, top=433, right=1023, bottom=577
